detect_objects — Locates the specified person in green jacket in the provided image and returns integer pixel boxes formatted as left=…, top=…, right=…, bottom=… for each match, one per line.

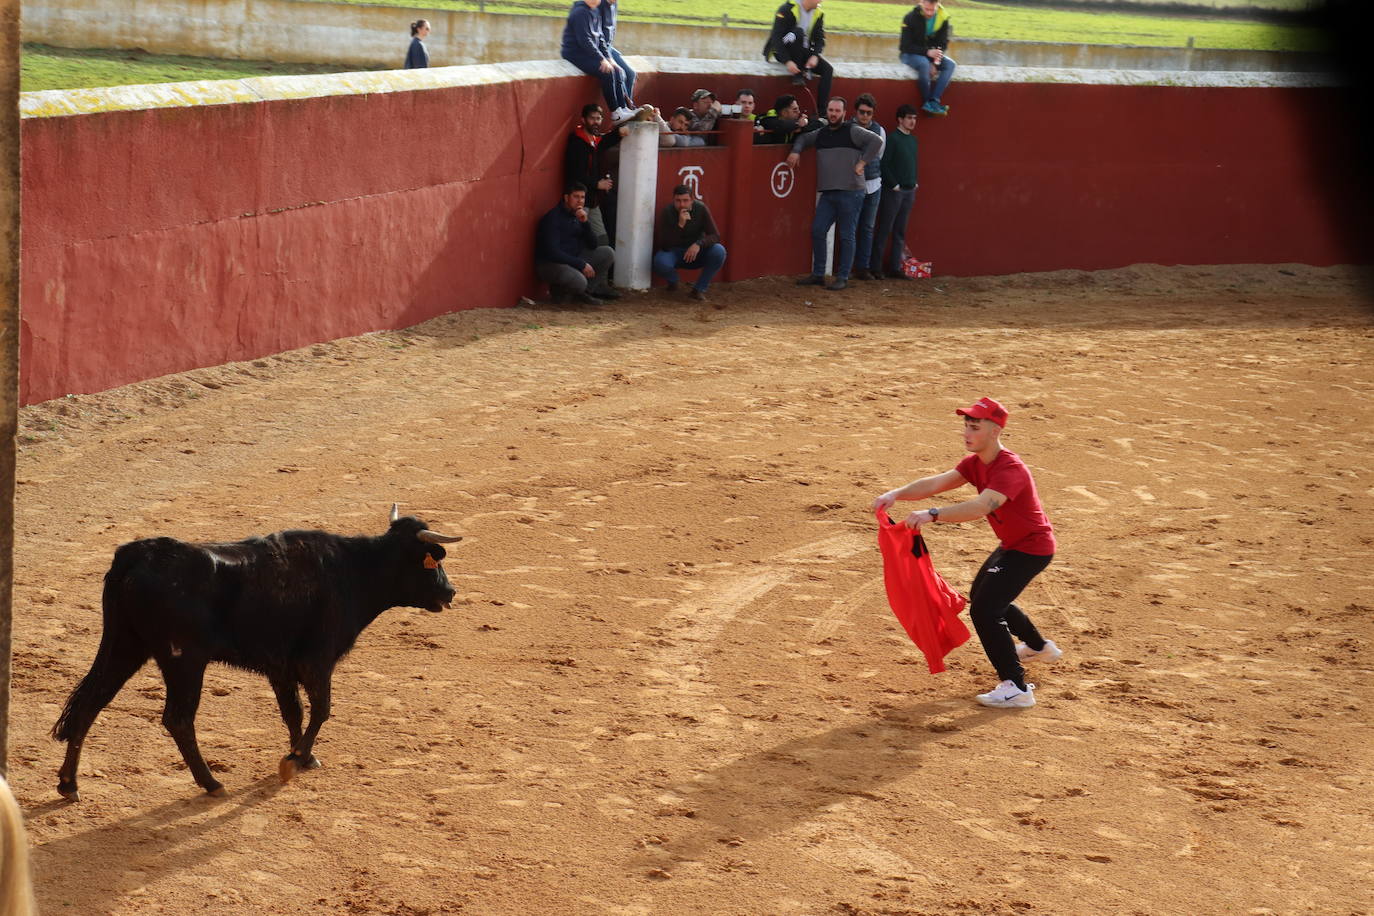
left=870, top=104, right=920, bottom=279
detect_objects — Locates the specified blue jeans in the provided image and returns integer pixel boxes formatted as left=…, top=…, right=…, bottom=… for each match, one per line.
left=871, top=187, right=916, bottom=274
left=853, top=189, right=881, bottom=271
left=811, top=189, right=865, bottom=280
left=563, top=48, right=631, bottom=111
left=609, top=47, right=635, bottom=105
left=900, top=52, right=957, bottom=104
left=652, top=244, right=727, bottom=292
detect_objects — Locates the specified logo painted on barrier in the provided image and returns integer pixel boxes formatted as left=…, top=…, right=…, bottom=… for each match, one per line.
left=771, top=163, right=795, bottom=199
left=677, top=165, right=705, bottom=199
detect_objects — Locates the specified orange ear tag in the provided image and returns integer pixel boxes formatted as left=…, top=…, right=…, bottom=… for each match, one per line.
left=423, top=555, right=439, bottom=570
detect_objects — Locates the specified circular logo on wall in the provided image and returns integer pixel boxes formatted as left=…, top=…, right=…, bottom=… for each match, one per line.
left=770, top=163, right=795, bottom=199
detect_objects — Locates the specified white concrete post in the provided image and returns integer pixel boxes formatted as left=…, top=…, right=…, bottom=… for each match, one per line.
left=614, top=120, right=660, bottom=291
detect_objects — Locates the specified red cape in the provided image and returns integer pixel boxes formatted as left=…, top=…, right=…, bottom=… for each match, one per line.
left=875, top=509, right=970, bottom=673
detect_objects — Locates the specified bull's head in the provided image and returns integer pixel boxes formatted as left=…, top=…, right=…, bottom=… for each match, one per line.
left=390, top=503, right=461, bottom=613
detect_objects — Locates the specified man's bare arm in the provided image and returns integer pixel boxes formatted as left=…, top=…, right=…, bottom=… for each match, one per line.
left=872, top=469, right=965, bottom=510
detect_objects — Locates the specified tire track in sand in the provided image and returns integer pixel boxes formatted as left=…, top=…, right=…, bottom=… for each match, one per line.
left=640, top=531, right=869, bottom=709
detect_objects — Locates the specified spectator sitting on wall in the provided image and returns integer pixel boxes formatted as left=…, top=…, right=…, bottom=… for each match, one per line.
left=654, top=184, right=729, bottom=304
left=565, top=103, right=628, bottom=248
left=763, top=0, right=833, bottom=116
left=535, top=182, right=619, bottom=306
left=900, top=0, right=955, bottom=116
left=787, top=96, right=885, bottom=291
left=687, top=89, right=723, bottom=142
left=561, top=0, right=638, bottom=123
left=850, top=92, right=887, bottom=281
left=757, top=94, right=813, bottom=145
left=598, top=0, right=637, bottom=110
left=661, top=107, right=706, bottom=147
left=870, top=103, right=921, bottom=279
left=404, top=19, right=430, bottom=69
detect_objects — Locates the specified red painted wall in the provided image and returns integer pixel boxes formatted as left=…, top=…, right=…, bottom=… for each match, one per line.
left=19, top=67, right=1359, bottom=405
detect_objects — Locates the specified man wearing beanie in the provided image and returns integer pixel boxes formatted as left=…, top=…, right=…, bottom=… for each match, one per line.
left=872, top=397, right=1061, bottom=708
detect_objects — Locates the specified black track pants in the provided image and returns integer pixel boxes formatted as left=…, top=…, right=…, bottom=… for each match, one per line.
left=967, top=548, right=1054, bottom=687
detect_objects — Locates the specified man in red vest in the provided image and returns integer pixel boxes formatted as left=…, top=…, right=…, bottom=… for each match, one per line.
left=872, top=397, right=1061, bottom=708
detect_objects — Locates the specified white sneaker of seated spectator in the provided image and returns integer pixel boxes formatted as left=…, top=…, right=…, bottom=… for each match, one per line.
left=610, top=106, right=637, bottom=124
left=1015, top=639, right=1063, bottom=663
left=976, top=680, right=1036, bottom=708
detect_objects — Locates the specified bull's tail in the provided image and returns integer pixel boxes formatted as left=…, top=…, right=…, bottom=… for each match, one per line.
left=52, top=547, right=151, bottom=743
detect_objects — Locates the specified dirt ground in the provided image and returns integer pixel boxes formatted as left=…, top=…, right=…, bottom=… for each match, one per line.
left=8, top=264, right=1373, bottom=915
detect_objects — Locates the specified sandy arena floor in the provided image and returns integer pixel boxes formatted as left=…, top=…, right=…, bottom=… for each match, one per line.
left=8, top=264, right=1374, bottom=915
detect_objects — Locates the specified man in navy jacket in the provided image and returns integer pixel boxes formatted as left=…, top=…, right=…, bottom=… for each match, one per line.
left=535, top=183, right=619, bottom=305
left=561, top=0, right=635, bottom=122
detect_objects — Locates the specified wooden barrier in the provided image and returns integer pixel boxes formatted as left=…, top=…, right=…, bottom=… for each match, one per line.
left=17, top=60, right=1358, bottom=404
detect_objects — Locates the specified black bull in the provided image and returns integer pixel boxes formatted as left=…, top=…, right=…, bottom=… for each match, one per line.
left=53, top=506, right=461, bottom=800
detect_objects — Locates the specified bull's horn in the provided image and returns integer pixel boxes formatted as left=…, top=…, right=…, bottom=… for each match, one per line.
left=417, top=529, right=463, bottom=545
left=390, top=503, right=400, bottom=523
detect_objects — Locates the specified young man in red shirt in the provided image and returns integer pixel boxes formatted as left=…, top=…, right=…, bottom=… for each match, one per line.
left=872, top=397, right=1061, bottom=708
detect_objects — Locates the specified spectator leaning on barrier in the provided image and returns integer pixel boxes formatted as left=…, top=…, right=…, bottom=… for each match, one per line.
left=850, top=93, right=887, bottom=282
left=564, top=103, right=628, bottom=248
left=757, top=94, right=813, bottom=145
left=763, top=0, right=833, bottom=116
left=598, top=0, right=637, bottom=108
left=561, top=0, right=637, bottom=124
left=732, top=89, right=767, bottom=140
left=654, top=185, right=729, bottom=303
left=734, top=89, right=758, bottom=121
left=788, top=97, right=885, bottom=291
left=661, top=107, right=706, bottom=148
left=870, top=103, right=921, bottom=279
left=900, top=0, right=955, bottom=116
left=535, top=182, right=619, bottom=306
left=404, top=19, right=430, bottom=69
left=688, top=89, right=723, bottom=142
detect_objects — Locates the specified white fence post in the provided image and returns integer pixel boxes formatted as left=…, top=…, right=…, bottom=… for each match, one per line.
left=614, top=120, right=660, bottom=291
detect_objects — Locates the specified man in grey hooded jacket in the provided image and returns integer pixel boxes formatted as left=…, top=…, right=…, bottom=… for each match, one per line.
left=786, top=96, right=885, bottom=291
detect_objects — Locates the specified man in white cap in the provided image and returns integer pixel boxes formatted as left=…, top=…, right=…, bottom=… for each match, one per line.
left=872, top=397, right=1061, bottom=708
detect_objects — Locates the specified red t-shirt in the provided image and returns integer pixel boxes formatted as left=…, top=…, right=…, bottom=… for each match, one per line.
left=955, top=449, right=1056, bottom=556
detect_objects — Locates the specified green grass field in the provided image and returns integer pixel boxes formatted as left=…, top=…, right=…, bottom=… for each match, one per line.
left=341, top=0, right=1320, bottom=50
left=20, top=0, right=1321, bottom=93
left=20, top=43, right=366, bottom=93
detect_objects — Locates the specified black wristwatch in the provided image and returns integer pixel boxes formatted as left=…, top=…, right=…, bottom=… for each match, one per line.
left=928, top=507, right=940, bottom=522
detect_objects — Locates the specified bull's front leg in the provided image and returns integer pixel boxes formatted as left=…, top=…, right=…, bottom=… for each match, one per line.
left=279, top=672, right=330, bottom=784
left=267, top=673, right=308, bottom=755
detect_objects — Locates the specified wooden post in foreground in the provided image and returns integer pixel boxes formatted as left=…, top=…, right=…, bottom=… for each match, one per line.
left=0, top=0, right=21, bottom=775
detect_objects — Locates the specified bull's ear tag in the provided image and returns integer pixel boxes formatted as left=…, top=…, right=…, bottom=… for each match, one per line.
left=423, top=555, right=439, bottom=570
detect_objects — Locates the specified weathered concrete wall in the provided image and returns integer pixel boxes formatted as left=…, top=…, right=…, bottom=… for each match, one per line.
left=18, top=58, right=1355, bottom=405
left=20, top=0, right=1328, bottom=72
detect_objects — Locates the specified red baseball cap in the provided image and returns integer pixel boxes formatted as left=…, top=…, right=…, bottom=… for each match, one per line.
left=956, top=397, right=1008, bottom=427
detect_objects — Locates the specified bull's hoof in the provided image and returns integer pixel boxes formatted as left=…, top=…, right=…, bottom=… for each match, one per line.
left=302, top=755, right=321, bottom=771
left=205, top=783, right=227, bottom=797
left=57, top=781, right=80, bottom=803
left=279, top=754, right=299, bottom=784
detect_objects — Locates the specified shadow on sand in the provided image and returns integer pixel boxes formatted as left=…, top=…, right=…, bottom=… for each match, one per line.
left=28, top=775, right=286, bottom=912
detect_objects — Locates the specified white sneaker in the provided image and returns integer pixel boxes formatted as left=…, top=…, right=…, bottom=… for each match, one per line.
left=610, top=106, right=636, bottom=124
left=976, top=680, right=1036, bottom=708
left=1015, top=639, right=1063, bottom=663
